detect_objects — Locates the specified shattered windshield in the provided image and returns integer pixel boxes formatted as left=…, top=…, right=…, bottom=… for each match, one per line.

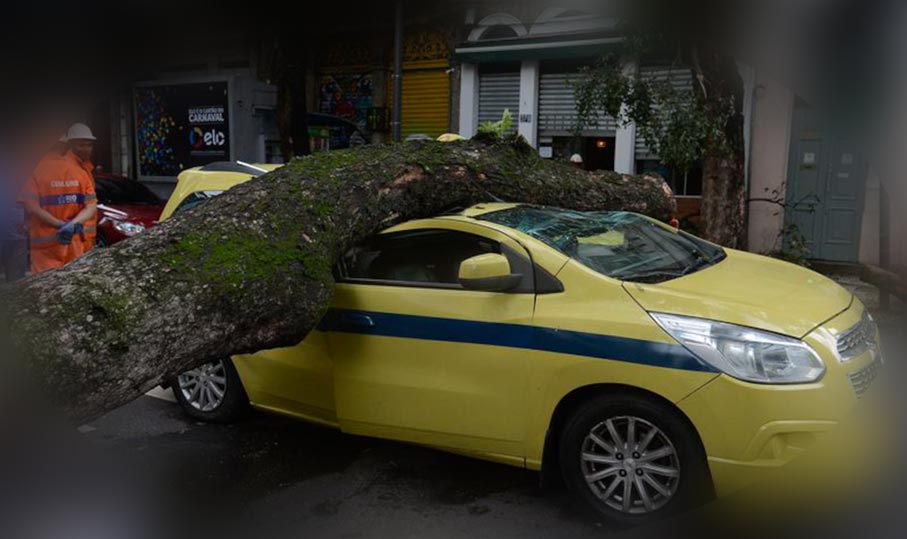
left=479, top=206, right=726, bottom=284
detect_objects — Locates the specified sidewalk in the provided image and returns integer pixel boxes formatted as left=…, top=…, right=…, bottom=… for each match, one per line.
left=828, top=273, right=904, bottom=323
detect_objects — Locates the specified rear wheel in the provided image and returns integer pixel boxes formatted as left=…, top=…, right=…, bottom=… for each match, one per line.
left=559, top=393, right=711, bottom=524
left=171, top=358, right=249, bottom=423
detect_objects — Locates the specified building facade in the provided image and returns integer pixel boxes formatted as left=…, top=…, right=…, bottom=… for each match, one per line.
left=453, top=6, right=722, bottom=222
left=749, top=77, right=897, bottom=267
left=89, top=2, right=892, bottom=269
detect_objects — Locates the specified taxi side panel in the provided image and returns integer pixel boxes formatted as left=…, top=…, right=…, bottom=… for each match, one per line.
left=232, top=330, right=338, bottom=427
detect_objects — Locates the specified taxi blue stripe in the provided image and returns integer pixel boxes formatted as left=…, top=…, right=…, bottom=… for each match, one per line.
left=319, top=309, right=717, bottom=373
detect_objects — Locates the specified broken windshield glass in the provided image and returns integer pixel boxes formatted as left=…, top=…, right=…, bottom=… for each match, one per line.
left=479, top=206, right=725, bottom=283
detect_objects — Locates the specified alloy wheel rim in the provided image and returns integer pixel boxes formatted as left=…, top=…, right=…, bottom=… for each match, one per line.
left=177, top=360, right=227, bottom=412
left=580, top=416, right=680, bottom=515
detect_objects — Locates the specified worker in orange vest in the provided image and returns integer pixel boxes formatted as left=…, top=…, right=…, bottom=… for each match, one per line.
left=71, top=126, right=98, bottom=250
left=20, top=124, right=98, bottom=274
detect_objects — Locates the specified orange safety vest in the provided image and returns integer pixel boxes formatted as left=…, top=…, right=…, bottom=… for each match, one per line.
left=78, top=157, right=97, bottom=247
left=20, top=151, right=97, bottom=273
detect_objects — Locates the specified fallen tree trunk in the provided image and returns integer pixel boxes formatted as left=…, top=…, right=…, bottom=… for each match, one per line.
left=6, top=139, right=675, bottom=422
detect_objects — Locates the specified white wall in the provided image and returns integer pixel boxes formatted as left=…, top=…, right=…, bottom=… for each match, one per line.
left=747, top=76, right=795, bottom=254
left=458, top=63, right=480, bottom=138
left=859, top=171, right=882, bottom=265
left=518, top=61, right=540, bottom=147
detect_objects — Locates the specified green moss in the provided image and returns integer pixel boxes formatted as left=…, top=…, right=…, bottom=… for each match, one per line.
left=159, top=140, right=537, bottom=291
left=162, top=229, right=334, bottom=291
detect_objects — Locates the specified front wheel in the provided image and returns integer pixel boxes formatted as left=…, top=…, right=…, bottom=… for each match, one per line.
left=559, top=393, right=712, bottom=524
left=171, top=358, right=249, bottom=423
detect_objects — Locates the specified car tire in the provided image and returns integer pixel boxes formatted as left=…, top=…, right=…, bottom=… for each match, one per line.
left=171, top=358, right=250, bottom=423
left=96, top=234, right=108, bottom=248
left=559, top=392, right=712, bottom=524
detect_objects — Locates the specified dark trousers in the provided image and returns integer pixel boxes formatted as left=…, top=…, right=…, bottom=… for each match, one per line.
left=1, top=238, right=27, bottom=282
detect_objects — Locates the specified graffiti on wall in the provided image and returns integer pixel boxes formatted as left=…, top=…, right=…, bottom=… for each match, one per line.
left=319, top=73, right=374, bottom=131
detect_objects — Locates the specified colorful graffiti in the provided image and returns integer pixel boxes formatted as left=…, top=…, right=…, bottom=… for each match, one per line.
left=319, top=73, right=374, bottom=130
left=134, top=88, right=179, bottom=177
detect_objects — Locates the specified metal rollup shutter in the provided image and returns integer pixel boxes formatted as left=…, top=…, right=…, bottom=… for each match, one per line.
left=539, top=72, right=617, bottom=135
left=635, top=66, right=695, bottom=161
left=402, top=69, right=451, bottom=139
left=478, top=72, right=520, bottom=134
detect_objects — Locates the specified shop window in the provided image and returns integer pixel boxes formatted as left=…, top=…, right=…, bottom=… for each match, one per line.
left=636, top=160, right=703, bottom=197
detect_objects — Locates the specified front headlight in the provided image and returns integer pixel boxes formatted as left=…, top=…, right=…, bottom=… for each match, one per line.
left=113, top=221, right=146, bottom=236
left=651, top=313, right=826, bottom=384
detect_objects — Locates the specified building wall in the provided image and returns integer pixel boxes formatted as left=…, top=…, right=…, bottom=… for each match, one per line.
left=859, top=171, right=882, bottom=265
left=747, top=76, right=795, bottom=255
left=746, top=77, right=893, bottom=268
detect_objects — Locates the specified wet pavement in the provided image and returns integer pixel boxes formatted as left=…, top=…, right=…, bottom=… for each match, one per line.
left=86, top=395, right=614, bottom=539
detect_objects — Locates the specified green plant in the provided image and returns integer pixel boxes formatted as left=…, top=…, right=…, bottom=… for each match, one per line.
left=477, top=109, right=514, bottom=139
left=573, top=58, right=733, bottom=176
left=768, top=224, right=811, bottom=267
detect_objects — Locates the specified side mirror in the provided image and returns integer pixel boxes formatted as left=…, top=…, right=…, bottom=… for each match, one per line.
left=458, top=253, right=522, bottom=292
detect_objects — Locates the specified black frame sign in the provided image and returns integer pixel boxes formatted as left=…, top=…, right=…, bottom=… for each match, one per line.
left=134, top=81, right=231, bottom=178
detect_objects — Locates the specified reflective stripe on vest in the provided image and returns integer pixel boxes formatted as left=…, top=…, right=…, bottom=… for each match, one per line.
left=39, top=193, right=86, bottom=207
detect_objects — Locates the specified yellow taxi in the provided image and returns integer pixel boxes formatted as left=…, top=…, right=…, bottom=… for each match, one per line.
left=161, top=166, right=882, bottom=522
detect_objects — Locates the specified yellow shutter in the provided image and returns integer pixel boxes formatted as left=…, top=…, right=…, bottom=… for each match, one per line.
left=401, top=68, right=451, bottom=139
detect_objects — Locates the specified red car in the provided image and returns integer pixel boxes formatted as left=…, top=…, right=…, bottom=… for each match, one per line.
left=93, top=174, right=165, bottom=246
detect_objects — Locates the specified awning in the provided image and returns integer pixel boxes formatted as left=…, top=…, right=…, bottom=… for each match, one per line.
left=454, top=32, right=624, bottom=64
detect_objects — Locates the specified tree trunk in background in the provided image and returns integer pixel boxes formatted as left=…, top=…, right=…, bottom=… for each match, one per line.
left=698, top=54, right=748, bottom=249
left=5, top=139, right=676, bottom=423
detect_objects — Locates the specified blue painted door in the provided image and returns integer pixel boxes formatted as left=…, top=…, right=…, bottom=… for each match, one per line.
left=786, top=106, right=867, bottom=262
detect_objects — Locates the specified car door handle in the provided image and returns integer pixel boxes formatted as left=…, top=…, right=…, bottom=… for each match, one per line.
left=340, top=313, right=376, bottom=329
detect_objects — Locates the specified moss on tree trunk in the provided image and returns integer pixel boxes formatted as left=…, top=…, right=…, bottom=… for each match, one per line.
left=6, top=139, right=676, bottom=422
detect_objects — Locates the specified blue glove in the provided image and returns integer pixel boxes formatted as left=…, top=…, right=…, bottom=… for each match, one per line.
left=57, top=222, right=76, bottom=245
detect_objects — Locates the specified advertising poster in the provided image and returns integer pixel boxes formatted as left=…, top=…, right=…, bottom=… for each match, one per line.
left=134, top=81, right=231, bottom=177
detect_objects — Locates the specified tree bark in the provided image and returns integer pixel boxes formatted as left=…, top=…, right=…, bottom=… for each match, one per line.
left=5, top=139, right=676, bottom=422
left=697, top=53, right=748, bottom=249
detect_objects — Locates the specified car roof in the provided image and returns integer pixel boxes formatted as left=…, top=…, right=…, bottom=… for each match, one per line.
left=171, top=164, right=282, bottom=197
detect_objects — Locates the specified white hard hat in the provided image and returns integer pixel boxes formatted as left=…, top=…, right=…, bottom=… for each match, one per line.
left=569, top=153, right=584, bottom=163
left=64, top=123, right=96, bottom=142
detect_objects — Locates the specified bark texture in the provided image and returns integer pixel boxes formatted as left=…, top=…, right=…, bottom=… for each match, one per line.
left=7, top=139, right=675, bottom=422
left=697, top=53, right=748, bottom=249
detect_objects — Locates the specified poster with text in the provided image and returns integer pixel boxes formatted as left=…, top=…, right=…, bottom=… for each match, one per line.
left=134, top=81, right=230, bottom=177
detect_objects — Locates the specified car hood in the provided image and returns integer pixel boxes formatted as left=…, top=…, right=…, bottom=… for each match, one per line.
left=623, top=250, right=853, bottom=338
left=99, top=204, right=163, bottom=226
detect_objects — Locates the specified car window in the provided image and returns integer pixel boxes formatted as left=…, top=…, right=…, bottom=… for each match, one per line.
left=95, top=177, right=162, bottom=205
left=173, top=190, right=224, bottom=215
left=338, top=229, right=534, bottom=292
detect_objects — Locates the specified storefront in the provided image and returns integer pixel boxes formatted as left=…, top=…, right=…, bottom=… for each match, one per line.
left=317, top=30, right=453, bottom=144
left=455, top=9, right=705, bottom=220
left=455, top=12, right=633, bottom=169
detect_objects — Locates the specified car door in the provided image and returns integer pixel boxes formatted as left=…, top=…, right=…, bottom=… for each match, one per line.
left=325, top=220, right=537, bottom=460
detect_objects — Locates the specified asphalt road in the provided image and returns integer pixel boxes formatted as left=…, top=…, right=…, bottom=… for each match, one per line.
left=85, top=393, right=614, bottom=539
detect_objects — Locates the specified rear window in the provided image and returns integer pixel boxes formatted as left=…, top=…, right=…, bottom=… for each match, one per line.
left=174, top=190, right=224, bottom=214
left=95, top=178, right=161, bottom=205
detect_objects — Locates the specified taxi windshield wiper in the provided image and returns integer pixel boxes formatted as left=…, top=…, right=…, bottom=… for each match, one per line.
left=619, top=268, right=691, bottom=284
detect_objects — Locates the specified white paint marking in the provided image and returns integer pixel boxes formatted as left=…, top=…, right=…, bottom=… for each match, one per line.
left=146, top=386, right=176, bottom=403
